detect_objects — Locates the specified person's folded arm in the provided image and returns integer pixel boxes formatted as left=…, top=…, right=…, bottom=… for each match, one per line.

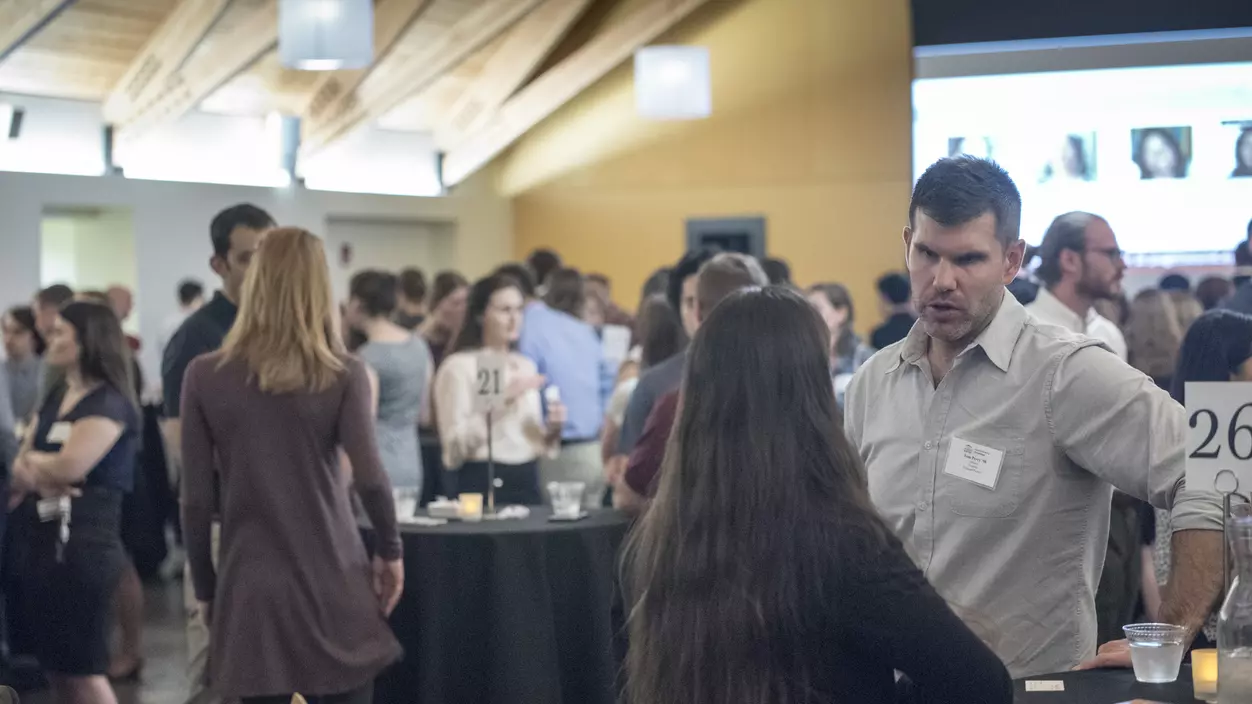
left=1050, top=347, right=1224, bottom=648
left=839, top=526, right=1013, bottom=704
left=179, top=359, right=218, bottom=603
left=24, top=417, right=123, bottom=486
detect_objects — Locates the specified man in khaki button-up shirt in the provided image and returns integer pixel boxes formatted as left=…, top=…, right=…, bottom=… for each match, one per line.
left=844, top=156, right=1224, bottom=679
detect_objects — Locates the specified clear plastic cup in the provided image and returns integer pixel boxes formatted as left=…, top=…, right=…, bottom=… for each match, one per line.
left=392, top=488, right=419, bottom=520
left=1123, top=623, right=1187, bottom=683
left=547, top=481, right=585, bottom=518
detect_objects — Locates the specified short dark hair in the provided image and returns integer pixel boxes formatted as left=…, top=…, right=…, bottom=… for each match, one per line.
left=398, top=268, right=427, bottom=303
left=696, top=253, right=769, bottom=318
left=177, top=279, right=204, bottom=306
left=668, top=249, right=718, bottom=314
left=210, top=204, right=275, bottom=259
left=1159, top=273, right=1191, bottom=293
left=641, top=267, right=671, bottom=302
left=1196, top=276, right=1234, bottom=311
left=494, top=263, right=536, bottom=298
left=909, top=156, right=1021, bottom=249
left=587, top=273, right=610, bottom=288
left=761, top=257, right=792, bottom=286
left=36, top=284, right=75, bottom=309
left=1036, top=211, right=1100, bottom=287
left=1172, top=309, right=1252, bottom=405
left=527, top=249, right=562, bottom=287
left=876, top=273, right=910, bottom=305
left=350, top=270, right=399, bottom=318
left=544, top=268, right=586, bottom=318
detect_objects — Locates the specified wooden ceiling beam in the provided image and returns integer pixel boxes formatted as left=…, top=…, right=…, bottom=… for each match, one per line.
left=300, top=0, right=433, bottom=120
left=432, top=0, right=592, bottom=150
left=441, top=0, right=710, bottom=186
left=0, top=0, right=78, bottom=64
left=299, top=0, right=546, bottom=160
left=102, top=0, right=233, bottom=126
left=112, top=0, right=277, bottom=148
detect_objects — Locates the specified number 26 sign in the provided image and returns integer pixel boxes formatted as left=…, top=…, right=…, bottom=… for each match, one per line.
left=1186, top=382, right=1252, bottom=495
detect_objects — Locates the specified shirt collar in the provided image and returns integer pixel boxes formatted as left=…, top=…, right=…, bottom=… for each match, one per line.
left=1032, top=287, right=1099, bottom=331
left=888, top=290, right=1026, bottom=375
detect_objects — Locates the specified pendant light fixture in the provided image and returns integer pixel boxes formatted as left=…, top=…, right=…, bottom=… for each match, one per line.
left=279, top=0, right=374, bottom=71
left=634, top=45, right=711, bottom=120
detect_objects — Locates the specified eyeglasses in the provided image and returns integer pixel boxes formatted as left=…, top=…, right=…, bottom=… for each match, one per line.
left=1085, top=247, right=1125, bottom=262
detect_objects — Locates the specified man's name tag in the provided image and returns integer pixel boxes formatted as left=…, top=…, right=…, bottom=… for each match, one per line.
left=474, top=352, right=507, bottom=413
left=942, top=437, right=1005, bottom=490
left=1024, top=680, right=1065, bottom=692
left=1185, top=382, right=1252, bottom=495
left=46, top=421, right=71, bottom=445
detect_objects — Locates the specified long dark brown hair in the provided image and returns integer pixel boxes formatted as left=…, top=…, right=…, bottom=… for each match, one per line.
left=635, top=294, right=684, bottom=369
left=623, top=287, right=889, bottom=704
left=451, top=273, right=522, bottom=353
left=58, top=301, right=138, bottom=408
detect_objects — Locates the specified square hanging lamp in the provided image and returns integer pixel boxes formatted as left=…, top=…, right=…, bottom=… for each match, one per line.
left=279, top=0, right=373, bottom=71
left=634, top=45, right=711, bottom=120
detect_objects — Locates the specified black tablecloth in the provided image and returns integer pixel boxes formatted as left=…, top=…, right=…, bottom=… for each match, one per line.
left=375, top=509, right=631, bottom=704
left=1015, top=667, right=1205, bottom=703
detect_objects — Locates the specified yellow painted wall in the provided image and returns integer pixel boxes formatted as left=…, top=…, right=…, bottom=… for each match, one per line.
left=498, top=0, right=913, bottom=331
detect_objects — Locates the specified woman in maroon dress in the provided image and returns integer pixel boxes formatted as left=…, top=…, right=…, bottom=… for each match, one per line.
left=180, top=227, right=404, bottom=704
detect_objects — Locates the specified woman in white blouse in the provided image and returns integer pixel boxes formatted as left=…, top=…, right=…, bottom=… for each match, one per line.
left=434, top=273, right=564, bottom=505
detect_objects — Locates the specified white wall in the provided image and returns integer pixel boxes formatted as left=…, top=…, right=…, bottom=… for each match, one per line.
left=325, top=217, right=457, bottom=302
left=41, top=209, right=141, bottom=333
left=0, top=167, right=512, bottom=385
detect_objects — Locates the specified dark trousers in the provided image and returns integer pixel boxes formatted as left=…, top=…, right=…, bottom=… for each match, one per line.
left=242, top=682, right=372, bottom=704
left=445, top=460, right=542, bottom=506
left=1095, top=493, right=1145, bottom=644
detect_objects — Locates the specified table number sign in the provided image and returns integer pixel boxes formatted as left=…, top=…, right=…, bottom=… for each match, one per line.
left=1185, top=382, right=1252, bottom=496
left=475, top=352, right=507, bottom=412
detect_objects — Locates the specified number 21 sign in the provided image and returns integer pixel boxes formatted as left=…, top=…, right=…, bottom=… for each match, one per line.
left=1186, top=382, right=1252, bottom=495
left=475, top=352, right=507, bottom=412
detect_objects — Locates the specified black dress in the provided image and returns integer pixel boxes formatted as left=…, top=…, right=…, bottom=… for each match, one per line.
left=20, top=383, right=137, bottom=675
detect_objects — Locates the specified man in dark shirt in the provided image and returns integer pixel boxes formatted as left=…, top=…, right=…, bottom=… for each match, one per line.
left=1222, top=218, right=1252, bottom=312
left=869, top=272, right=916, bottom=350
left=615, top=253, right=769, bottom=513
left=162, top=203, right=273, bottom=704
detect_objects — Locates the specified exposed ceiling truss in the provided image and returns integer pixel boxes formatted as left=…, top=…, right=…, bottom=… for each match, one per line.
left=0, top=0, right=709, bottom=183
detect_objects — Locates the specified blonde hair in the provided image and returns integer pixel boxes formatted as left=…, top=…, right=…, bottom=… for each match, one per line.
left=220, top=227, right=345, bottom=393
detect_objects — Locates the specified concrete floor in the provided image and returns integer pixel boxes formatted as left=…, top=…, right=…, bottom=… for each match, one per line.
left=21, top=580, right=189, bottom=704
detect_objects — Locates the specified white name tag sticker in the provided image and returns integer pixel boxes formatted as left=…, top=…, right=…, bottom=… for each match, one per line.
left=46, top=421, right=72, bottom=445
left=942, top=437, right=1005, bottom=490
left=1024, top=680, right=1065, bottom=692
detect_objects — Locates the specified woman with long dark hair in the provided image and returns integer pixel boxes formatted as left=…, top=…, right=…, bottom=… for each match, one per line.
left=433, top=273, right=564, bottom=505
left=806, top=283, right=874, bottom=374
left=9, top=301, right=139, bottom=704
left=623, top=287, right=1011, bottom=704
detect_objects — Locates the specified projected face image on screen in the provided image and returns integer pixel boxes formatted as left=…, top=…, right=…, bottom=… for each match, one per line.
left=1040, top=134, right=1096, bottom=183
left=1233, top=128, right=1252, bottom=178
left=1132, top=126, right=1190, bottom=179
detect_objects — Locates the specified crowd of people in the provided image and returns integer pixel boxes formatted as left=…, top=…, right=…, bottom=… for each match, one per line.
left=0, top=153, right=1250, bottom=703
